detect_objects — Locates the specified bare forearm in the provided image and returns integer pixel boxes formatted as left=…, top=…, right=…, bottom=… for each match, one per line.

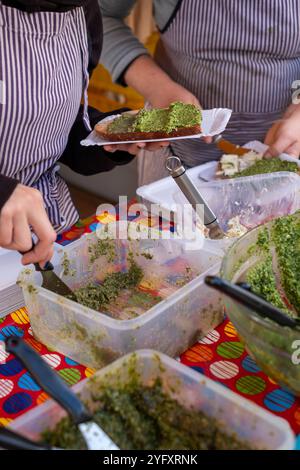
left=124, top=55, right=175, bottom=103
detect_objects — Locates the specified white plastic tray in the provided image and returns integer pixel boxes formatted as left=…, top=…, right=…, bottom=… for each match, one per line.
left=81, top=108, right=232, bottom=146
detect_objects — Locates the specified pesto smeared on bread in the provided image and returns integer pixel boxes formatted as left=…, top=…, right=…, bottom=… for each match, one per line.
left=95, top=102, right=201, bottom=142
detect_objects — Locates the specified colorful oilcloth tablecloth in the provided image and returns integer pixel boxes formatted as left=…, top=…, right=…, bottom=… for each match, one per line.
left=0, top=214, right=299, bottom=441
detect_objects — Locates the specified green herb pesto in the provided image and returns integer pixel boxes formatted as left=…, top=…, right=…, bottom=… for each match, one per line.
left=107, top=102, right=201, bottom=135
left=61, top=253, right=75, bottom=277
left=246, top=213, right=300, bottom=318
left=232, top=158, right=299, bottom=178
left=42, top=379, right=251, bottom=450
left=88, top=238, right=116, bottom=264
left=247, top=256, right=290, bottom=314
left=271, top=215, right=300, bottom=314
left=70, top=257, right=143, bottom=312
left=108, top=113, right=136, bottom=133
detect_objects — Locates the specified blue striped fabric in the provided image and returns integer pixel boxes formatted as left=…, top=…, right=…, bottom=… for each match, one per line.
left=0, top=3, right=91, bottom=232
left=155, top=0, right=300, bottom=166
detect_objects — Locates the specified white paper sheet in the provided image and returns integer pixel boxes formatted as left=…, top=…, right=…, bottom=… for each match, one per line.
left=80, top=108, right=232, bottom=147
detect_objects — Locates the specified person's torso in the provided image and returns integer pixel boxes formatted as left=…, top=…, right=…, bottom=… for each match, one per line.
left=156, top=0, right=300, bottom=113
left=0, top=3, right=91, bottom=231
left=154, top=0, right=300, bottom=166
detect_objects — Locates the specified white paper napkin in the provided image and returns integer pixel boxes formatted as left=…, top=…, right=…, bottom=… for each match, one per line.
left=80, top=108, right=232, bottom=147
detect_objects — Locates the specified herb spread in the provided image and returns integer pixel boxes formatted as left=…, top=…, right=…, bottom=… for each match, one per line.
left=246, top=213, right=300, bottom=318
left=69, top=255, right=144, bottom=313
left=232, top=158, right=299, bottom=178
left=42, top=379, right=251, bottom=450
left=107, top=102, right=201, bottom=135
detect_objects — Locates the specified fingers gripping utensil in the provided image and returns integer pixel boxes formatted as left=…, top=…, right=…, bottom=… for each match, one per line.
left=20, top=240, right=76, bottom=301
left=205, top=276, right=300, bottom=329
left=166, top=156, right=226, bottom=240
left=5, top=337, right=119, bottom=450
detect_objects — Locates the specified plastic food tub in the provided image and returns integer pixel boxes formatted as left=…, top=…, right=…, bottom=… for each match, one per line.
left=19, top=228, right=223, bottom=369
left=137, top=172, right=300, bottom=253
left=9, top=350, right=295, bottom=450
left=220, top=211, right=300, bottom=395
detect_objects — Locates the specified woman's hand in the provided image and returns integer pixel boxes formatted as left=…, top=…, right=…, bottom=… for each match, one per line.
left=264, top=105, right=300, bottom=158
left=0, top=184, right=56, bottom=266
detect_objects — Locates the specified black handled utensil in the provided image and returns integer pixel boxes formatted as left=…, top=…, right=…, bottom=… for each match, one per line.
left=19, top=240, right=76, bottom=301
left=0, top=427, right=51, bottom=450
left=165, top=156, right=226, bottom=240
left=205, top=275, right=300, bottom=329
left=5, top=337, right=119, bottom=450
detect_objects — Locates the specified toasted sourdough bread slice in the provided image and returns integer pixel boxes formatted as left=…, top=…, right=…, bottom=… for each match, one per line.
left=95, top=102, right=202, bottom=142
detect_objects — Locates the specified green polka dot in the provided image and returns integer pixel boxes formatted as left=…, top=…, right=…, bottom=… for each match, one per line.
left=0, top=318, right=5, bottom=324
left=236, top=375, right=266, bottom=395
left=58, top=368, right=81, bottom=386
left=217, top=341, right=244, bottom=359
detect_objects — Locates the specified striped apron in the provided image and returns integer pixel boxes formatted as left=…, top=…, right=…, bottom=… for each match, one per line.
left=155, top=0, right=300, bottom=167
left=0, top=3, right=91, bottom=233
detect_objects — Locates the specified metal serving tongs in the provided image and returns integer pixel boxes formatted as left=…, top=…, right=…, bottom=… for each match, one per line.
left=166, top=156, right=226, bottom=239
left=4, top=337, right=119, bottom=450
left=205, top=276, right=300, bottom=329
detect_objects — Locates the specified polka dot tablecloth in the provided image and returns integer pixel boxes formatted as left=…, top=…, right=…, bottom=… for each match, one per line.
left=0, top=213, right=299, bottom=442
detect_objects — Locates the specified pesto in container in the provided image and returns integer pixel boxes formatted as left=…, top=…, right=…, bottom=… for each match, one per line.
left=42, top=378, right=252, bottom=450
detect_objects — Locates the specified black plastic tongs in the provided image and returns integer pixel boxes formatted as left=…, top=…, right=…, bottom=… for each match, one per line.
left=205, top=276, right=300, bottom=329
left=1, top=337, right=118, bottom=450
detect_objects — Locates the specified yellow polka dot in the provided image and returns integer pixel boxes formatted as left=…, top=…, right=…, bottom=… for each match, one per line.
left=85, top=367, right=95, bottom=378
left=224, top=321, right=237, bottom=338
left=11, top=308, right=29, bottom=325
left=138, top=218, right=155, bottom=227
left=0, top=418, right=12, bottom=427
left=96, top=213, right=116, bottom=224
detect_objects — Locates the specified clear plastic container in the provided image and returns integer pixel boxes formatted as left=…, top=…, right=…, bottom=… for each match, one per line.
left=138, top=172, right=300, bottom=253
left=9, top=350, right=295, bottom=450
left=19, top=229, right=223, bottom=369
left=221, top=211, right=300, bottom=395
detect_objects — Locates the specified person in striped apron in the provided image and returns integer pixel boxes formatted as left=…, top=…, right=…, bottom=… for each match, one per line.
left=101, top=0, right=300, bottom=184
left=0, top=0, right=152, bottom=266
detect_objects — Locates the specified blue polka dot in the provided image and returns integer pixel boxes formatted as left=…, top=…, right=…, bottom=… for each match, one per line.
left=0, top=358, right=24, bottom=377
left=264, top=389, right=295, bottom=412
left=190, top=366, right=204, bottom=374
left=295, top=435, right=300, bottom=451
left=0, top=326, right=24, bottom=341
left=242, top=355, right=261, bottom=373
left=65, top=357, right=79, bottom=366
left=18, top=372, right=41, bottom=392
left=3, top=392, right=32, bottom=414
left=89, top=222, right=98, bottom=232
